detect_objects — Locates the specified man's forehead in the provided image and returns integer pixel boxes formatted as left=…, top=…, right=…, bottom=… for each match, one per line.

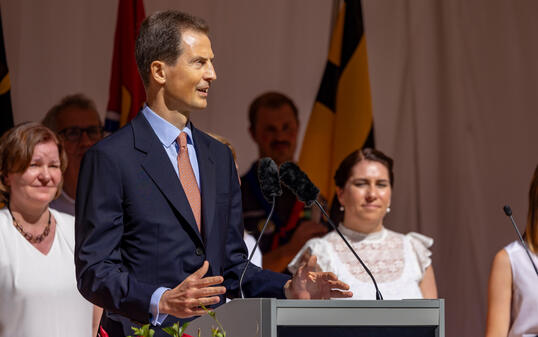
left=180, top=29, right=214, bottom=58
left=57, top=107, right=101, bottom=127
left=257, top=105, right=297, bottom=124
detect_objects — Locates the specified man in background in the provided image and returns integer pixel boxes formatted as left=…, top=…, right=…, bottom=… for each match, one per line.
left=42, top=94, right=103, bottom=215
left=242, top=92, right=328, bottom=273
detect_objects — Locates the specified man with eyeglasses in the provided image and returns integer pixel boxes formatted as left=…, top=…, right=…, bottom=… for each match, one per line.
left=42, top=94, right=103, bottom=215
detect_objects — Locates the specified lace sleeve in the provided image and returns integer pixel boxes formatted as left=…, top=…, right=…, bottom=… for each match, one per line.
left=407, top=232, right=434, bottom=273
left=288, top=237, right=330, bottom=274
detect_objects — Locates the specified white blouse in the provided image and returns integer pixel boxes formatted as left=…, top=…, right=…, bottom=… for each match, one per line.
left=0, top=208, right=93, bottom=337
left=289, top=225, right=433, bottom=300
left=505, top=240, right=538, bottom=337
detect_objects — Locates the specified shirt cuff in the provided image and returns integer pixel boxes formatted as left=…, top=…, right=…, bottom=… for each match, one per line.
left=150, top=287, right=170, bottom=325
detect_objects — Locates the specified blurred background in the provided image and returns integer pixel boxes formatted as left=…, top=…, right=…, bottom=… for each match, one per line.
left=1, top=0, right=537, bottom=336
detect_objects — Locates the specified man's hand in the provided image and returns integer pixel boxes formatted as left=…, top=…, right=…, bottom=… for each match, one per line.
left=283, top=255, right=353, bottom=299
left=159, top=261, right=226, bottom=318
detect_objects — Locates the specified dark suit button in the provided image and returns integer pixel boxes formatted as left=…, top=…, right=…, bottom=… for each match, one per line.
left=195, top=247, right=204, bottom=256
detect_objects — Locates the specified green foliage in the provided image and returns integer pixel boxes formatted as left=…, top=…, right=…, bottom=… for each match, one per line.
left=127, top=324, right=155, bottom=337
left=162, top=322, right=190, bottom=337
left=130, top=304, right=226, bottom=337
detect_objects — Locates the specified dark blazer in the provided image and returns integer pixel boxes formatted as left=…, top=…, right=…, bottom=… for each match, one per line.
left=75, top=113, right=289, bottom=337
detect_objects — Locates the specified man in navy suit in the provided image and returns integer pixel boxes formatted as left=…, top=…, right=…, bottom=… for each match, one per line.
left=75, top=10, right=352, bottom=337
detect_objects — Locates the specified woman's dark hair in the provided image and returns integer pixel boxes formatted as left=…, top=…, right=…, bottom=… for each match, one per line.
left=334, top=148, right=394, bottom=188
left=526, top=164, right=538, bottom=253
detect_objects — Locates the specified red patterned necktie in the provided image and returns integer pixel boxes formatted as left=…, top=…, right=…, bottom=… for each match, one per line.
left=177, top=132, right=201, bottom=231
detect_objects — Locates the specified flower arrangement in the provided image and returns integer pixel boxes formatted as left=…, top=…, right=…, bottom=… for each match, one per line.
left=123, top=305, right=226, bottom=337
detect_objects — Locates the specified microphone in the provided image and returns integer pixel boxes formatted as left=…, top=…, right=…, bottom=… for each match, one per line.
left=258, top=157, right=283, bottom=202
left=279, top=162, right=384, bottom=300
left=503, top=205, right=538, bottom=277
left=239, top=158, right=282, bottom=298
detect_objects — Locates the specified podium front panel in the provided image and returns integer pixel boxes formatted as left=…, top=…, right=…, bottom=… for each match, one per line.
left=185, top=298, right=444, bottom=337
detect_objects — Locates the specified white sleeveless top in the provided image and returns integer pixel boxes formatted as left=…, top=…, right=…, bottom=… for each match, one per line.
left=0, top=208, right=93, bottom=337
left=289, top=225, right=433, bottom=299
left=505, top=241, right=538, bottom=337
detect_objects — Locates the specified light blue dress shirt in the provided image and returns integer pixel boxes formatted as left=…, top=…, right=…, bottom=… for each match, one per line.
left=141, top=105, right=200, bottom=325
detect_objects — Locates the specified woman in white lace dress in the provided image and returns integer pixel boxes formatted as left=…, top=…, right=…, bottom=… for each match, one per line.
left=486, top=164, right=538, bottom=337
left=289, top=148, right=438, bottom=299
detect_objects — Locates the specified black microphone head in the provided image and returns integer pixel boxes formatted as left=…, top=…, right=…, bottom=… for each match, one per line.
left=503, top=205, right=512, bottom=216
left=279, top=161, right=319, bottom=206
left=257, top=158, right=282, bottom=202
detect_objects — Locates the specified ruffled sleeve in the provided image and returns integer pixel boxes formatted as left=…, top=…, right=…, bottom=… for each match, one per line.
left=288, top=237, right=332, bottom=274
left=407, top=232, right=434, bottom=273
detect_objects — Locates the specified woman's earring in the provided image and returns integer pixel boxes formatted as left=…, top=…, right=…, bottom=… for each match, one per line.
left=386, top=207, right=391, bottom=214
left=339, top=206, right=344, bottom=212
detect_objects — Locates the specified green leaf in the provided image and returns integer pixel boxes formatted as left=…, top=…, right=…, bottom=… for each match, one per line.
left=178, top=322, right=190, bottom=336
left=161, top=321, right=190, bottom=337
left=129, top=324, right=156, bottom=337
left=162, top=326, right=176, bottom=336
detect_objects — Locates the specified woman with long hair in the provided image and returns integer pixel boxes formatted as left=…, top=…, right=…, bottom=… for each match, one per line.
left=486, top=164, right=538, bottom=337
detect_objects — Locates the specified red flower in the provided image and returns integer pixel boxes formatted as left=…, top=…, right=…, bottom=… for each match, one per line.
left=98, top=326, right=109, bottom=337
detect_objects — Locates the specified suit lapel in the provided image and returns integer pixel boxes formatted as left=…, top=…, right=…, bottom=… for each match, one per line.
left=131, top=114, right=203, bottom=244
left=192, top=126, right=216, bottom=244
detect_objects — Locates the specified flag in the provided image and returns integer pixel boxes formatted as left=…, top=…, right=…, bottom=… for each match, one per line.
left=299, top=0, right=374, bottom=200
left=0, top=8, right=14, bottom=137
left=104, top=0, right=146, bottom=133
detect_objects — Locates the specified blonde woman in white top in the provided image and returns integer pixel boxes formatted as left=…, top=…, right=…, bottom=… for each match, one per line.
left=289, top=148, right=438, bottom=299
left=486, top=165, right=538, bottom=337
left=0, top=123, right=95, bottom=337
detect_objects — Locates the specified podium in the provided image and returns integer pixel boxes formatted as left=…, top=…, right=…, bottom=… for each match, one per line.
left=185, top=298, right=444, bottom=337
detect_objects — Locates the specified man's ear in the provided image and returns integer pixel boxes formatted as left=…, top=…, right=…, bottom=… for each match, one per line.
left=150, top=60, right=166, bottom=85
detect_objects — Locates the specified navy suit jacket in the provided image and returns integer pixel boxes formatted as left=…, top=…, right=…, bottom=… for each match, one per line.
left=75, top=113, right=289, bottom=336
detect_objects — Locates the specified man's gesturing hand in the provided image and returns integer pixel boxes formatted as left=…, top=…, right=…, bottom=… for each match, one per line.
left=284, top=255, right=353, bottom=299
left=159, top=261, right=226, bottom=318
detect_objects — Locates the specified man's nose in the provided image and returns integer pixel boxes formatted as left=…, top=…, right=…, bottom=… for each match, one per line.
left=205, top=62, right=217, bottom=82
left=79, top=130, right=94, bottom=145
left=274, top=128, right=290, bottom=140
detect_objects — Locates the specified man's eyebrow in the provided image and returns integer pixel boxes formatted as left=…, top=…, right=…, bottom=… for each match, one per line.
left=192, top=55, right=215, bottom=61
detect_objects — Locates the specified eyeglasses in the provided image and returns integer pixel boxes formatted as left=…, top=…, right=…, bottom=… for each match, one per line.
left=58, top=126, right=103, bottom=142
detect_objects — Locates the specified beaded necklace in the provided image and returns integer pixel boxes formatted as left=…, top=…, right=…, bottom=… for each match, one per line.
left=8, top=206, right=52, bottom=244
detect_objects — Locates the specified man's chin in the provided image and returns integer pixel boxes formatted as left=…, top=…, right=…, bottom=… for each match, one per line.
left=192, top=98, right=208, bottom=110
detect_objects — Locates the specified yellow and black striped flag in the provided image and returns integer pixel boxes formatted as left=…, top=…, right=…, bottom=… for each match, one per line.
left=299, top=0, right=374, bottom=200
left=0, top=8, right=14, bottom=137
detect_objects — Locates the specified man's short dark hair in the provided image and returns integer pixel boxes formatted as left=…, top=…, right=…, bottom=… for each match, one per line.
left=135, top=10, right=209, bottom=87
left=42, top=94, right=100, bottom=132
left=248, top=92, right=299, bottom=130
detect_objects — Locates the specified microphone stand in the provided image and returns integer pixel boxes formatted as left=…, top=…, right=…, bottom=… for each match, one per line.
left=239, top=195, right=277, bottom=298
left=314, top=200, right=384, bottom=300
left=504, top=207, right=538, bottom=277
